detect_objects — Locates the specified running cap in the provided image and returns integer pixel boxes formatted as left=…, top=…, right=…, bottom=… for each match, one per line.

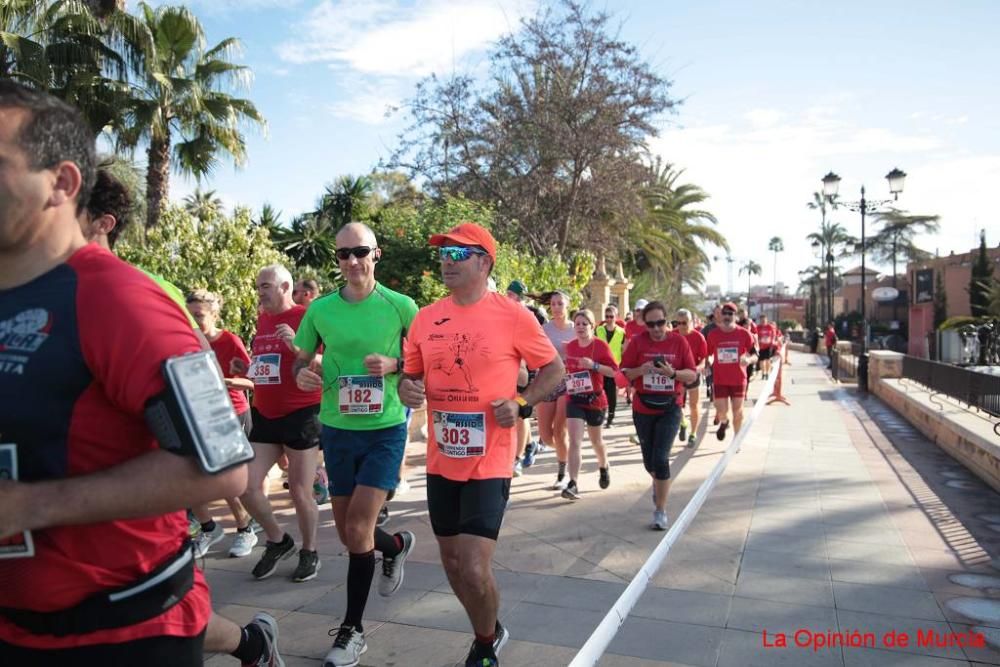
left=429, top=222, right=497, bottom=262
left=721, top=301, right=738, bottom=312
left=506, top=279, right=527, bottom=296
left=635, top=298, right=649, bottom=310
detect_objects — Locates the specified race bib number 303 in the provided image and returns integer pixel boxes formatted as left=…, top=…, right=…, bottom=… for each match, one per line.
left=250, top=353, right=281, bottom=385
left=433, top=411, right=486, bottom=458
left=566, top=370, right=594, bottom=395
left=338, top=375, right=384, bottom=414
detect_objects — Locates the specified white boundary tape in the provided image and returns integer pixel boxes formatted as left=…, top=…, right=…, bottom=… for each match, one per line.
left=568, top=359, right=781, bottom=667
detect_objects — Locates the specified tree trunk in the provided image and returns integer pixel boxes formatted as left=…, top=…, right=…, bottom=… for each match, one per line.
left=146, top=136, right=171, bottom=228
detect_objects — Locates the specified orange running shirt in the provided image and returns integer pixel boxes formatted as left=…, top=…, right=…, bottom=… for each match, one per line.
left=404, top=292, right=558, bottom=481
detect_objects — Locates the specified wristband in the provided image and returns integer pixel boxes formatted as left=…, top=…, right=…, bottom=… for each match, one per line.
left=592, top=361, right=600, bottom=371
left=515, top=395, right=533, bottom=419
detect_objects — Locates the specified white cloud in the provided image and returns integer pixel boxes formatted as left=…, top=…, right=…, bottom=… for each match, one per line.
left=277, top=0, right=536, bottom=77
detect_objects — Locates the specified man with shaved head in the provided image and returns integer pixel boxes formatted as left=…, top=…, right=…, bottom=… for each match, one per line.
left=238, top=263, right=324, bottom=584
left=293, top=222, right=418, bottom=666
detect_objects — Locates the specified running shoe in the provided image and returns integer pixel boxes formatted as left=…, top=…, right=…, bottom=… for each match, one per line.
left=376, top=505, right=389, bottom=527
left=193, top=522, right=225, bottom=558
left=229, top=528, right=259, bottom=558
left=687, top=434, right=696, bottom=448
left=292, top=549, right=321, bottom=582
left=464, top=641, right=499, bottom=667
left=395, top=478, right=411, bottom=495
left=678, top=417, right=689, bottom=442
left=512, top=459, right=523, bottom=477
left=550, top=475, right=568, bottom=491
left=245, top=611, right=285, bottom=667
left=378, top=530, right=415, bottom=597
left=716, top=421, right=728, bottom=441
left=598, top=467, right=610, bottom=490
left=324, top=625, right=366, bottom=667
left=493, top=621, right=510, bottom=655
left=652, top=510, right=669, bottom=531
left=561, top=480, right=580, bottom=501
left=628, top=434, right=639, bottom=445
left=763, top=372, right=769, bottom=380
left=251, top=535, right=296, bottom=580
left=522, top=441, right=537, bottom=467
left=534, top=441, right=548, bottom=455
left=249, top=518, right=263, bottom=534
left=187, top=513, right=201, bottom=539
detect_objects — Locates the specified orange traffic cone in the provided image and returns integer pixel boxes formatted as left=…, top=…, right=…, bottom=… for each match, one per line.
left=767, top=357, right=790, bottom=406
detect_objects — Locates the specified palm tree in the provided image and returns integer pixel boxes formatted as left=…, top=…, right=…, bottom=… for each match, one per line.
left=768, top=237, right=784, bottom=318
left=183, top=187, right=223, bottom=222
left=315, top=174, right=374, bottom=227
left=806, top=221, right=857, bottom=323
left=739, top=260, right=762, bottom=301
left=254, top=202, right=284, bottom=238
left=120, top=3, right=265, bottom=228
left=867, top=209, right=940, bottom=287
left=277, top=213, right=337, bottom=270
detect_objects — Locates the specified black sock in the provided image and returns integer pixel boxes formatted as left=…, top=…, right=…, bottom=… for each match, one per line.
left=344, top=550, right=375, bottom=631
left=200, top=519, right=216, bottom=533
left=237, top=524, right=252, bottom=533
left=374, top=528, right=402, bottom=558
left=231, top=621, right=266, bottom=663
left=558, top=461, right=567, bottom=478
left=274, top=532, right=292, bottom=546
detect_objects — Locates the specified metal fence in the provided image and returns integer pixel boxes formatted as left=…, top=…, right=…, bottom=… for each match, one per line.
left=831, top=348, right=858, bottom=383
left=901, top=355, right=1000, bottom=419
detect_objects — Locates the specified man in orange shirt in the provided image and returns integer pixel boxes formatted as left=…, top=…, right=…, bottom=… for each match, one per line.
left=400, top=223, right=563, bottom=667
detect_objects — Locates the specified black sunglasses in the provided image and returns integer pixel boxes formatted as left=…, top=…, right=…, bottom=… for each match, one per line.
left=722, top=310, right=736, bottom=316
left=336, top=246, right=374, bottom=260
left=645, top=319, right=668, bottom=328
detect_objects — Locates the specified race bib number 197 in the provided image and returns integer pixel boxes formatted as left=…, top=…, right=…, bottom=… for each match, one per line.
left=250, top=353, right=281, bottom=385
left=338, top=375, right=384, bottom=414
left=433, top=411, right=486, bottom=458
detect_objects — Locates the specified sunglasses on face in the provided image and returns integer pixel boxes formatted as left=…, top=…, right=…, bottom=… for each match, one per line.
left=438, top=246, right=487, bottom=262
left=336, top=246, right=374, bottom=260
left=722, top=311, right=736, bottom=316
left=671, top=321, right=684, bottom=327
left=645, top=319, right=668, bottom=328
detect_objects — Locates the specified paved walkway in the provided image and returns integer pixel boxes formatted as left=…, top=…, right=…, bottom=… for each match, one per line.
left=202, top=351, right=1000, bottom=666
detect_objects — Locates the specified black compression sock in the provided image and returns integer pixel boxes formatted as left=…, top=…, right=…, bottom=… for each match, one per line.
left=200, top=519, right=216, bottom=533
left=231, top=621, right=266, bottom=663
left=344, top=550, right=376, bottom=631
left=374, top=527, right=402, bottom=558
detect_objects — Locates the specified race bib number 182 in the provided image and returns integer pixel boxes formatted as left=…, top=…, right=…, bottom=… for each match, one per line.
left=433, top=411, right=486, bottom=458
left=338, top=375, right=384, bottom=414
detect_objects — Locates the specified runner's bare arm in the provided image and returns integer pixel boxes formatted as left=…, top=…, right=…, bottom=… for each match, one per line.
left=294, top=349, right=322, bottom=392
left=398, top=373, right=426, bottom=409
left=364, top=353, right=398, bottom=377
left=225, top=377, right=255, bottom=391
left=519, top=355, right=565, bottom=406
left=0, top=452, right=247, bottom=540
left=622, top=361, right=655, bottom=381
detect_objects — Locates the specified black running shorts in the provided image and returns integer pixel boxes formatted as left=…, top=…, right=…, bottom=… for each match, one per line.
left=426, top=475, right=510, bottom=540
left=0, top=631, right=205, bottom=667
left=249, top=404, right=320, bottom=450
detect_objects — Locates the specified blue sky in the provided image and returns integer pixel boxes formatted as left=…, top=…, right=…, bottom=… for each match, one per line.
left=139, top=0, right=1000, bottom=294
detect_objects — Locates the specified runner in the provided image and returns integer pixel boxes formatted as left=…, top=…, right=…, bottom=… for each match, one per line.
left=756, top=313, right=779, bottom=380
left=399, top=223, right=563, bottom=667
left=73, top=159, right=282, bottom=665
left=0, top=81, right=281, bottom=666
left=561, top=309, right=619, bottom=500
left=700, top=305, right=722, bottom=405
left=620, top=301, right=697, bottom=529
left=506, top=280, right=536, bottom=475
left=623, top=299, right=648, bottom=407
left=186, top=289, right=261, bottom=559
left=292, top=223, right=418, bottom=667
left=705, top=302, right=757, bottom=441
left=538, top=290, right=574, bottom=490
left=292, top=279, right=319, bottom=307
left=823, top=321, right=838, bottom=367
left=595, top=305, right=626, bottom=428
left=239, top=264, right=324, bottom=582
left=674, top=308, right=707, bottom=448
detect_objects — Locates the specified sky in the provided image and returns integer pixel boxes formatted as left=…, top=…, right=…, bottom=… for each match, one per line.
left=136, top=0, right=1000, bottom=295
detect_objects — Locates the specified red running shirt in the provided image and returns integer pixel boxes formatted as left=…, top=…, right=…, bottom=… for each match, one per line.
left=683, top=329, right=708, bottom=367
left=563, top=337, right=618, bottom=410
left=210, top=329, right=251, bottom=415
left=624, top=320, right=645, bottom=341
left=706, top=327, right=756, bottom=387
left=620, top=332, right=696, bottom=413
left=250, top=305, right=321, bottom=418
left=757, top=323, right=779, bottom=350
left=0, top=244, right=210, bottom=648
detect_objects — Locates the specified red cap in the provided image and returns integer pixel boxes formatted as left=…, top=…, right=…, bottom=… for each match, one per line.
left=428, top=222, right=497, bottom=262
left=721, top=302, right=738, bottom=312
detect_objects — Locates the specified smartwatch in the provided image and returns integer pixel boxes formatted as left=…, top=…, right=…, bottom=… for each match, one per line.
left=515, top=395, right=533, bottom=419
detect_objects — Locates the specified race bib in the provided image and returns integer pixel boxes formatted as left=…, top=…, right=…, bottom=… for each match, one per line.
left=0, top=444, right=34, bottom=559
left=717, top=346, right=739, bottom=364
left=643, top=373, right=675, bottom=392
left=760, top=335, right=772, bottom=345
left=249, top=353, right=281, bottom=385
left=566, top=370, right=594, bottom=395
left=338, top=375, right=384, bottom=414
left=433, top=411, right=486, bottom=458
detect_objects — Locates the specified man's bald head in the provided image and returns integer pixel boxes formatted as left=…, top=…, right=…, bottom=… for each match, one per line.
left=336, top=221, right=377, bottom=249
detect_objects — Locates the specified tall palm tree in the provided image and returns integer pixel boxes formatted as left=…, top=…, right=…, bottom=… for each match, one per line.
left=254, top=202, right=284, bottom=238
left=739, top=260, right=762, bottom=301
left=806, top=220, right=856, bottom=323
left=768, top=237, right=784, bottom=317
left=120, top=3, right=265, bottom=228
left=183, top=187, right=223, bottom=222
left=867, top=208, right=940, bottom=287
left=315, top=174, right=374, bottom=227
left=277, top=213, right=337, bottom=270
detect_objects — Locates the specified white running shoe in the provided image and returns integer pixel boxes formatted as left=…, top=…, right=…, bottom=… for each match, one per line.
left=513, top=459, right=523, bottom=477
left=550, top=476, right=568, bottom=491
left=193, top=522, right=224, bottom=557
left=652, top=510, right=669, bottom=531
left=324, top=625, right=367, bottom=667
left=378, top=531, right=415, bottom=597
left=247, top=612, right=285, bottom=666
left=229, top=529, right=259, bottom=558
left=395, top=478, right=411, bottom=495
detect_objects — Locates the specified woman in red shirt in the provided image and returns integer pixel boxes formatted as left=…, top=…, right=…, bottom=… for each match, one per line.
left=560, top=309, right=619, bottom=500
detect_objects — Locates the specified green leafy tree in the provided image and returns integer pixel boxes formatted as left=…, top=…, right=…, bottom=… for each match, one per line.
left=969, top=229, right=994, bottom=317
left=121, top=3, right=265, bottom=228
left=768, top=236, right=784, bottom=305
left=933, top=269, right=947, bottom=329
left=116, top=205, right=289, bottom=340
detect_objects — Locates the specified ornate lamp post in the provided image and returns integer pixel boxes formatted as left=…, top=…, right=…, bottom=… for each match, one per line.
left=821, top=168, right=906, bottom=391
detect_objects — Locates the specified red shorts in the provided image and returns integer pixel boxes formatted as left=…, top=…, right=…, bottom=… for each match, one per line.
left=713, top=384, right=746, bottom=399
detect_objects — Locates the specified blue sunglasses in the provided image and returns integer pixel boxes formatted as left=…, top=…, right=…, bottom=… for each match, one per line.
left=438, top=246, right=487, bottom=262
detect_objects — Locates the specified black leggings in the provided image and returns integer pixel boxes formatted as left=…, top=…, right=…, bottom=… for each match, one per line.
left=603, top=375, right=618, bottom=423
left=0, top=630, right=205, bottom=666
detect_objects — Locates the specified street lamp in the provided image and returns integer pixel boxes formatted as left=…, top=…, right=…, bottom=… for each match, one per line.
left=822, top=168, right=907, bottom=391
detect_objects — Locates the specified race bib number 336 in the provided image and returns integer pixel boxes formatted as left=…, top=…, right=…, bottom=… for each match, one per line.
left=433, top=411, right=486, bottom=458
left=250, top=353, right=281, bottom=385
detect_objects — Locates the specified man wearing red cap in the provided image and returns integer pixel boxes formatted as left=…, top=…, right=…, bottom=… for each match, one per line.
left=399, top=223, right=564, bottom=667
left=705, top=302, right=757, bottom=440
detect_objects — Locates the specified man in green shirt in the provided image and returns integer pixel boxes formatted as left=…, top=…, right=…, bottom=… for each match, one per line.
left=293, top=222, right=417, bottom=667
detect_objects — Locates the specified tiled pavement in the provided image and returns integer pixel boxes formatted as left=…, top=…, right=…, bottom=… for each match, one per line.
left=201, top=352, right=1000, bottom=666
